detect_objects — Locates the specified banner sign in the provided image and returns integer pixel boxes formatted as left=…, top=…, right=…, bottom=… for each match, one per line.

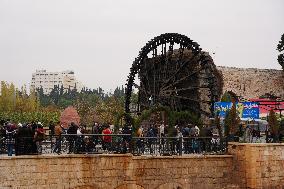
left=214, top=102, right=259, bottom=119
left=214, top=102, right=232, bottom=117
left=237, top=102, right=259, bottom=119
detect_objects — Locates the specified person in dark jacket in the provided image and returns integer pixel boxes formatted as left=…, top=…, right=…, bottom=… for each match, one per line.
left=121, top=125, right=131, bottom=153
left=0, top=120, right=6, bottom=154
left=19, top=123, right=33, bottom=155
left=30, top=121, right=38, bottom=153
left=182, top=124, right=190, bottom=154
left=67, top=122, right=77, bottom=154
left=146, top=125, right=155, bottom=154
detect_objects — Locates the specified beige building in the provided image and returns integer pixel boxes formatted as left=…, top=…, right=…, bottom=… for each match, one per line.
left=30, top=70, right=84, bottom=94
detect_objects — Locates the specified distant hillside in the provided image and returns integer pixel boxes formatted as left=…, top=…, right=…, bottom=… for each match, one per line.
left=217, top=66, right=284, bottom=99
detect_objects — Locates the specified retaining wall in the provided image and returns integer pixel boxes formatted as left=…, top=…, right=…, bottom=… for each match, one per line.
left=1, top=143, right=284, bottom=189
left=228, top=143, right=284, bottom=189
left=0, top=154, right=233, bottom=189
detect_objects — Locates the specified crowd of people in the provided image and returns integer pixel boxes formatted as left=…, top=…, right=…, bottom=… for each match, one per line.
left=0, top=120, right=47, bottom=156
left=0, top=119, right=218, bottom=156
left=0, top=119, right=132, bottom=156
left=134, top=122, right=215, bottom=154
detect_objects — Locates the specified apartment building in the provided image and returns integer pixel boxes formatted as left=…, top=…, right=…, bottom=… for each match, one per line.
left=30, top=70, right=84, bottom=94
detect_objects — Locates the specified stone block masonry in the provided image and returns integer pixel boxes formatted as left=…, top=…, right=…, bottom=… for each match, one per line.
left=228, top=143, right=284, bottom=189
left=0, top=154, right=234, bottom=189
left=0, top=143, right=284, bottom=189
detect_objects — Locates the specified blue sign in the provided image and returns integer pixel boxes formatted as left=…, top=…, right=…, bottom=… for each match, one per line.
left=237, top=102, right=259, bottom=119
left=214, top=102, right=259, bottom=119
left=214, top=102, right=232, bottom=117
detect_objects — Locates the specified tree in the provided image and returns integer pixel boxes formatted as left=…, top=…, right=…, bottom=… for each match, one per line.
left=59, top=85, right=64, bottom=96
left=268, top=109, right=280, bottom=142
left=221, top=91, right=238, bottom=103
left=49, top=85, right=60, bottom=105
left=26, top=88, right=40, bottom=112
left=95, top=96, right=124, bottom=124
left=0, top=81, right=58, bottom=124
left=113, top=86, right=125, bottom=99
left=214, top=115, right=222, bottom=138
left=74, top=96, right=95, bottom=127
left=224, top=103, right=240, bottom=141
left=0, top=81, right=16, bottom=112
left=277, top=33, right=284, bottom=70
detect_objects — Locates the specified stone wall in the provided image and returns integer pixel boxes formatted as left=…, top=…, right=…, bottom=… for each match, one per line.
left=1, top=143, right=284, bottom=189
left=218, top=66, right=284, bottom=99
left=228, top=143, right=284, bottom=189
left=0, top=154, right=234, bottom=189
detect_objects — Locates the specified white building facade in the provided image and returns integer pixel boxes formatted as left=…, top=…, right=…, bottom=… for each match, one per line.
left=31, top=70, right=84, bottom=94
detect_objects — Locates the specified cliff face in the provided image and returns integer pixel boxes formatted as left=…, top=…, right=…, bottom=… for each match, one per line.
left=218, top=66, right=284, bottom=99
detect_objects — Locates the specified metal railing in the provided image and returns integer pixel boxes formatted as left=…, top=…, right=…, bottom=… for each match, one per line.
left=0, top=134, right=227, bottom=156
left=132, top=136, right=227, bottom=156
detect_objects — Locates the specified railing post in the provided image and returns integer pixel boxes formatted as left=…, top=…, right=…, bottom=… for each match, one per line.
left=130, top=135, right=133, bottom=154
left=179, top=136, right=182, bottom=156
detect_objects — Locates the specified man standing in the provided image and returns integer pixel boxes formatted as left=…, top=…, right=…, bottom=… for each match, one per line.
left=159, top=121, right=165, bottom=137
left=67, top=122, right=78, bottom=154
left=122, top=125, right=132, bottom=153
left=182, top=124, right=190, bottom=154
left=34, top=123, right=45, bottom=154
left=49, top=121, right=55, bottom=148
left=0, top=120, right=6, bottom=154
left=92, top=122, right=99, bottom=146
left=53, top=121, right=63, bottom=154
left=5, top=123, right=16, bottom=156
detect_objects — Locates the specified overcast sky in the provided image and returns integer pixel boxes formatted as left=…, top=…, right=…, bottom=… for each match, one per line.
left=0, top=0, right=283, bottom=92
